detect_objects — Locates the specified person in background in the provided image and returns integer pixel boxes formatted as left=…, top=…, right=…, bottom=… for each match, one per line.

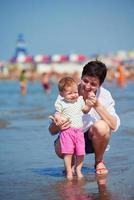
left=49, top=60, right=120, bottom=176
left=51, top=77, right=93, bottom=180
left=41, top=72, right=51, bottom=93
left=19, top=69, right=27, bottom=95
left=116, top=64, right=125, bottom=87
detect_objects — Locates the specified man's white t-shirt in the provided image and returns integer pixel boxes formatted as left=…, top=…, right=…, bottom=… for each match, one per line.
left=82, top=86, right=120, bottom=132
left=55, top=86, right=120, bottom=133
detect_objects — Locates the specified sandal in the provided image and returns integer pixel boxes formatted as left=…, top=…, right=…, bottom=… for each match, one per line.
left=95, top=161, right=108, bottom=175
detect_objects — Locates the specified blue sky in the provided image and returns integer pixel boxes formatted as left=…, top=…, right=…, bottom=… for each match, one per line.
left=0, top=0, right=134, bottom=60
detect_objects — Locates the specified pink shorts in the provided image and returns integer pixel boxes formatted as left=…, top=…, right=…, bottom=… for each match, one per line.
left=60, top=127, right=85, bottom=156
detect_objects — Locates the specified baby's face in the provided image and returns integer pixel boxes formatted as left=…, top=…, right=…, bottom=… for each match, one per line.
left=62, top=84, right=79, bottom=103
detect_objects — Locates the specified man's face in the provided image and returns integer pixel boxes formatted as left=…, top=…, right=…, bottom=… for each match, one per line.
left=81, top=75, right=100, bottom=93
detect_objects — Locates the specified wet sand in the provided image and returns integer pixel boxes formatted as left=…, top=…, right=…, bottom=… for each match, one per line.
left=0, top=80, right=134, bottom=200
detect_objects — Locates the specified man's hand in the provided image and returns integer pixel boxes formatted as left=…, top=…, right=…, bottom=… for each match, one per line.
left=49, top=115, right=71, bottom=130
left=86, top=91, right=97, bottom=107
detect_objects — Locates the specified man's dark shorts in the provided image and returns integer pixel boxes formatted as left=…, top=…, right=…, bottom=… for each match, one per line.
left=84, top=130, right=94, bottom=154
left=54, top=130, right=94, bottom=154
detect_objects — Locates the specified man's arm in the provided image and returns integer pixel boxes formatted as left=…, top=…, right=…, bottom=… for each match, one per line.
left=86, top=90, right=119, bottom=131
left=93, top=100, right=118, bottom=131
left=49, top=121, right=59, bottom=135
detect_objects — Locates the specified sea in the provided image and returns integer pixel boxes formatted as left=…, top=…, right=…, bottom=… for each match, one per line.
left=0, top=79, right=134, bottom=200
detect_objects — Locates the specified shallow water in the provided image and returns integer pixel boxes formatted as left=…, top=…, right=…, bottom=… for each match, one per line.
left=0, top=80, right=134, bottom=200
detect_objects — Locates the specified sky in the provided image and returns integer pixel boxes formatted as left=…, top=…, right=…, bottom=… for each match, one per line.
left=0, top=0, right=134, bottom=60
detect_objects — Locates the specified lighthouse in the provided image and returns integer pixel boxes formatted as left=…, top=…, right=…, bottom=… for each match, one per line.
left=14, top=33, right=28, bottom=62
left=10, top=34, right=33, bottom=65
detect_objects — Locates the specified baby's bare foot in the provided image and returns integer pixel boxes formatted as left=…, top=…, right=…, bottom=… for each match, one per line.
left=76, top=170, right=84, bottom=179
left=66, top=172, right=73, bottom=180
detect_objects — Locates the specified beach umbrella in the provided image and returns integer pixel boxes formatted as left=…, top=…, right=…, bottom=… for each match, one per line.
left=34, top=55, right=43, bottom=62
left=24, top=56, right=33, bottom=63
left=59, top=55, right=69, bottom=62
left=16, top=55, right=33, bottom=63
left=41, top=55, right=51, bottom=63
left=34, top=55, right=51, bottom=63
left=69, top=54, right=87, bottom=62
left=51, top=54, right=68, bottom=62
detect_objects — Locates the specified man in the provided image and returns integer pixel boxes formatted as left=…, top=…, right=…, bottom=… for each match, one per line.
left=49, top=60, right=120, bottom=175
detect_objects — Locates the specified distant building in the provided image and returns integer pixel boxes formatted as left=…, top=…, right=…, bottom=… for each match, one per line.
left=14, top=33, right=28, bottom=59
left=10, top=34, right=33, bottom=66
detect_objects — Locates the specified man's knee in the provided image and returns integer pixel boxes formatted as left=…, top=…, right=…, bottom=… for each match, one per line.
left=54, top=138, right=64, bottom=159
left=90, top=120, right=110, bottom=138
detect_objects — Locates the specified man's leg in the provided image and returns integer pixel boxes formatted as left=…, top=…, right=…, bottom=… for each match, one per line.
left=89, top=120, right=110, bottom=174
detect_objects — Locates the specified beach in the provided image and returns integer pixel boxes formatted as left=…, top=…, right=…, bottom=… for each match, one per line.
left=0, top=79, right=134, bottom=200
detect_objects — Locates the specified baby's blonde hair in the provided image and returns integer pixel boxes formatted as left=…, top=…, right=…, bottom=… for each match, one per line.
left=58, top=77, right=77, bottom=92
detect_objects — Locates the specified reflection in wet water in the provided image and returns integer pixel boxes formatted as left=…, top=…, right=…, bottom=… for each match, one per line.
left=41, top=174, right=117, bottom=200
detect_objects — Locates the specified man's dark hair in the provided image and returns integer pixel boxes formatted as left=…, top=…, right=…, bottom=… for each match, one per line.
left=82, top=60, right=107, bottom=85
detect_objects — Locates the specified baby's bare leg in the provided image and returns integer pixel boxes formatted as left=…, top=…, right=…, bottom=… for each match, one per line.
left=64, top=154, right=73, bottom=180
left=76, top=155, right=84, bottom=179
